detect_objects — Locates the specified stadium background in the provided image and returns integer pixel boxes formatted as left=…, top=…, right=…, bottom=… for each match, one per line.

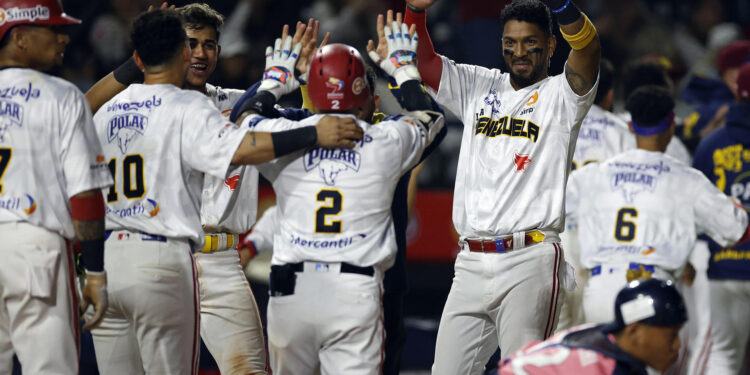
left=12, top=0, right=750, bottom=373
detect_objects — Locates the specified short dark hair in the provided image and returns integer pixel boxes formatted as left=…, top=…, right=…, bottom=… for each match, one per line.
left=179, top=3, right=224, bottom=40
left=626, top=85, right=675, bottom=127
left=500, top=0, right=554, bottom=37
left=622, top=61, right=670, bottom=100
left=594, top=59, right=615, bottom=105
left=131, top=9, right=187, bottom=67
left=366, top=67, right=376, bottom=92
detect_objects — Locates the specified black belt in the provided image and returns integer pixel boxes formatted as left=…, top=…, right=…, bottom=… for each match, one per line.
left=269, top=262, right=375, bottom=297
left=287, top=262, right=375, bottom=277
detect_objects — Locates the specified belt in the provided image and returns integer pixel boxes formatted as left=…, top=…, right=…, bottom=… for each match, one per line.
left=288, top=262, right=375, bottom=277
left=105, top=230, right=167, bottom=242
left=591, top=263, right=655, bottom=276
left=466, top=230, right=546, bottom=253
left=201, top=233, right=239, bottom=253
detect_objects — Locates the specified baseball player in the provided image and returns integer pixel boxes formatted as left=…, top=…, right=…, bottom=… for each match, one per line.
left=404, top=0, right=601, bottom=371
left=566, top=85, right=748, bottom=325
left=89, top=9, right=363, bottom=374
left=499, top=279, right=688, bottom=375
left=230, top=18, right=445, bottom=372
left=0, top=0, right=112, bottom=373
left=689, top=62, right=750, bottom=375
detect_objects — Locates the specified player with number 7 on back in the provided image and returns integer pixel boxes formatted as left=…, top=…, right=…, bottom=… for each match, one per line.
left=402, top=0, right=600, bottom=373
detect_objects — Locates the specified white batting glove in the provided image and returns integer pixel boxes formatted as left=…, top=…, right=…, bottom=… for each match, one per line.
left=369, top=21, right=421, bottom=86
left=80, top=271, right=108, bottom=332
left=258, top=36, right=303, bottom=100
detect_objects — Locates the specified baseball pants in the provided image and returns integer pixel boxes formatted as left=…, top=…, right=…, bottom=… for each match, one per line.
left=90, top=230, right=199, bottom=375
left=267, top=262, right=384, bottom=375
left=431, top=240, right=571, bottom=375
left=0, top=222, right=79, bottom=375
left=556, top=226, right=586, bottom=332
left=194, top=249, right=268, bottom=375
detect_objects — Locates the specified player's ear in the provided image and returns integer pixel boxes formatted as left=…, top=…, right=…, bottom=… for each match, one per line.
left=547, top=34, right=556, bottom=57
left=374, top=95, right=381, bottom=112
left=217, top=44, right=222, bottom=59
left=132, top=51, right=145, bottom=72
left=627, top=121, right=634, bottom=134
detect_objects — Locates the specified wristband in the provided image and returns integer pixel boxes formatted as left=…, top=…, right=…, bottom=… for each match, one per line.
left=271, top=126, right=317, bottom=157
left=70, top=193, right=105, bottom=221
left=550, top=0, right=582, bottom=25
left=80, top=237, right=105, bottom=272
left=235, top=91, right=278, bottom=119
left=560, top=13, right=597, bottom=50
left=406, top=4, right=425, bottom=13
left=399, top=80, right=432, bottom=111
left=113, top=57, right=144, bottom=85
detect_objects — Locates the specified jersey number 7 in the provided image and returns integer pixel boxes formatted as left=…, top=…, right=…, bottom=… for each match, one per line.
left=106, top=154, right=146, bottom=202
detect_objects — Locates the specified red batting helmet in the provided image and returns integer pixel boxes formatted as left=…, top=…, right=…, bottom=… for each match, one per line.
left=0, top=0, right=81, bottom=41
left=308, top=43, right=371, bottom=111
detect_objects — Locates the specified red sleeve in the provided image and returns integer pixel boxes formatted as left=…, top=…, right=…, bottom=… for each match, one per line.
left=405, top=6, right=442, bottom=91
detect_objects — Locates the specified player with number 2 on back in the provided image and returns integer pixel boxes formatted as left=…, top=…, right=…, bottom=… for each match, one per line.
left=229, top=15, right=445, bottom=374
left=403, top=0, right=600, bottom=372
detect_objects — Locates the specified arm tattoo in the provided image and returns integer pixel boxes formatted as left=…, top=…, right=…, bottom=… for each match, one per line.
left=565, top=62, right=593, bottom=96
left=73, top=219, right=105, bottom=241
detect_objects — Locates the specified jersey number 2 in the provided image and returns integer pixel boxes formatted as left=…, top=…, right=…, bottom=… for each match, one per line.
left=315, top=189, right=342, bottom=233
left=0, top=148, right=11, bottom=194
left=614, top=207, right=638, bottom=242
left=106, top=154, right=146, bottom=202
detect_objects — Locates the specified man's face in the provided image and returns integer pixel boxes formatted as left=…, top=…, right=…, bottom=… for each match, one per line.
left=634, top=324, right=683, bottom=371
left=21, top=25, right=70, bottom=71
left=185, top=26, right=220, bottom=88
left=501, top=20, right=554, bottom=88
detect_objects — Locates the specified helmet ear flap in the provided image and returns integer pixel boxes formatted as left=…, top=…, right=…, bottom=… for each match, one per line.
left=307, top=43, right=369, bottom=111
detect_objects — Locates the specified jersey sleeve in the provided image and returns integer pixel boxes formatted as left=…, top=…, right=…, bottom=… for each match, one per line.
left=692, top=170, right=749, bottom=246
left=181, top=94, right=250, bottom=179
left=245, top=205, right=278, bottom=253
left=433, top=55, right=496, bottom=121
left=59, top=89, right=113, bottom=197
left=557, top=65, right=599, bottom=131
left=383, top=110, right=444, bottom=173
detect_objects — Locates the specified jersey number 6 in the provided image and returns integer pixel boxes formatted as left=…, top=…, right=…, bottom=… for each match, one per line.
left=614, top=207, right=638, bottom=242
left=315, top=189, right=342, bottom=233
left=106, top=154, right=146, bottom=202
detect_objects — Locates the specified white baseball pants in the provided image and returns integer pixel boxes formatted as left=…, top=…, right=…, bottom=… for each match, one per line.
left=91, top=230, right=199, bottom=375
left=194, top=250, right=268, bottom=375
left=0, top=222, right=79, bottom=375
left=431, top=241, right=570, bottom=375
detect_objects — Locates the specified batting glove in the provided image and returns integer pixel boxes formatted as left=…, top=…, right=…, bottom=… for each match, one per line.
left=369, top=21, right=421, bottom=86
left=80, top=271, right=108, bottom=332
left=258, top=36, right=303, bottom=100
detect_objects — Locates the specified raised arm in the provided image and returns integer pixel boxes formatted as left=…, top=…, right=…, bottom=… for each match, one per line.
left=403, top=1, right=442, bottom=91
left=543, top=0, right=600, bottom=95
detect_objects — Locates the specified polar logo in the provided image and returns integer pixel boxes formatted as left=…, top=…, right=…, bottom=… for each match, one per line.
left=107, top=113, right=148, bottom=154
left=610, top=172, right=657, bottom=204
left=303, top=148, right=361, bottom=186
left=0, top=99, right=23, bottom=141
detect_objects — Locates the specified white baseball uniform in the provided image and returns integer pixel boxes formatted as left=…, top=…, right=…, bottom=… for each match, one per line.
left=251, top=111, right=444, bottom=375
left=557, top=104, right=635, bottom=332
left=566, top=149, right=747, bottom=324
left=0, top=67, right=112, bottom=374
left=194, top=83, right=268, bottom=375
left=427, top=55, right=596, bottom=375
left=91, top=83, right=250, bottom=375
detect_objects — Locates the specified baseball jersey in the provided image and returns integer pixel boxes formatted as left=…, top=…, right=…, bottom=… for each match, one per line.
left=200, top=83, right=259, bottom=233
left=250, top=112, right=443, bottom=270
left=0, top=67, right=112, bottom=238
left=430, top=56, right=597, bottom=237
left=693, top=102, right=750, bottom=280
left=571, top=105, right=634, bottom=172
left=566, top=149, right=747, bottom=270
left=498, top=324, right=648, bottom=375
left=93, top=83, right=249, bottom=243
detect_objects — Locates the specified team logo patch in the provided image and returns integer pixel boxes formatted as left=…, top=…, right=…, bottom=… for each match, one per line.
left=107, top=113, right=148, bottom=154
left=224, top=173, right=241, bottom=191
left=610, top=171, right=657, bottom=204
left=642, top=246, right=656, bottom=255
left=526, top=91, right=539, bottom=106
left=303, top=147, right=361, bottom=186
left=513, top=152, right=532, bottom=172
left=388, top=50, right=416, bottom=67
left=0, top=99, right=23, bottom=142
left=325, top=77, right=345, bottom=100
left=352, top=77, right=365, bottom=95
left=0, top=5, right=50, bottom=27
left=263, top=66, right=292, bottom=84
left=483, top=89, right=501, bottom=116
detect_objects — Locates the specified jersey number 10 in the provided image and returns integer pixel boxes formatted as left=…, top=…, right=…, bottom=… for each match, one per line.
left=106, top=155, right=146, bottom=202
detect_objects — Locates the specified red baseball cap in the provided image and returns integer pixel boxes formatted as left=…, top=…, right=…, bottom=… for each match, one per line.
left=717, top=40, right=750, bottom=75
left=738, top=62, right=750, bottom=100
left=0, top=0, right=81, bottom=40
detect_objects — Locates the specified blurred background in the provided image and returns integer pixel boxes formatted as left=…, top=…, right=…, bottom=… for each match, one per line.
left=21, top=0, right=750, bottom=373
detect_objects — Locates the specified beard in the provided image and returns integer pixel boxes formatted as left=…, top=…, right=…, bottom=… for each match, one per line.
left=507, top=54, right=548, bottom=88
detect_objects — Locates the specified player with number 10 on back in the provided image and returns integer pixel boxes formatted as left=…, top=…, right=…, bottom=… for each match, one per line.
left=403, top=0, right=600, bottom=372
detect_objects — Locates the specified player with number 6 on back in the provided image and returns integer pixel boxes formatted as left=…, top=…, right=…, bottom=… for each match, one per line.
left=403, top=0, right=600, bottom=372
left=229, top=15, right=445, bottom=374
left=89, top=9, right=363, bottom=375
left=0, top=0, right=113, bottom=373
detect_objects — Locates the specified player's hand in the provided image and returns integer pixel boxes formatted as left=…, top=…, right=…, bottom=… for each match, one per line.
left=80, top=271, right=108, bottom=332
left=147, top=2, right=176, bottom=11
left=405, top=0, right=437, bottom=11
left=367, top=10, right=421, bottom=86
left=294, top=19, right=330, bottom=84
left=315, top=116, right=364, bottom=149
left=258, top=26, right=303, bottom=100
left=625, top=265, right=653, bottom=283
